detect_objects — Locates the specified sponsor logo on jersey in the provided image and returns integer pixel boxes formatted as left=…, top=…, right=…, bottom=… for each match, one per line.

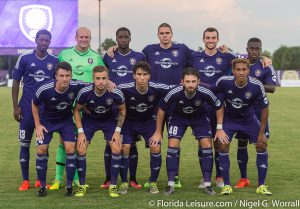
left=116, top=65, right=129, bottom=76
left=130, top=97, right=136, bottom=100
left=95, top=106, right=108, bottom=114
left=50, top=97, right=56, bottom=101
left=230, top=98, right=244, bottom=109
left=200, top=58, right=204, bottom=63
left=203, top=65, right=216, bottom=77
left=129, top=58, right=136, bottom=65
left=31, top=63, right=36, bottom=67
left=183, top=106, right=195, bottom=114
left=228, top=90, right=233, bottom=94
left=112, top=59, right=117, bottom=62
left=179, top=100, right=184, bottom=104
left=56, top=102, right=68, bottom=110
left=154, top=51, right=160, bottom=56
left=33, top=70, right=46, bottom=82
left=135, top=103, right=148, bottom=112
left=90, top=100, right=95, bottom=103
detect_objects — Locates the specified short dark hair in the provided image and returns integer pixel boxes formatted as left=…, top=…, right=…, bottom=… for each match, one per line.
left=116, top=27, right=131, bottom=36
left=36, top=29, right=52, bottom=40
left=182, top=67, right=200, bottom=79
left=203, top=27, right=219, bottom=39
left=93, top=65, right=109, bottom=74
left=247, top=37, right=262, bottom=45
left=133, top=61, right=151, bottom=74
left=55, top=61, right=72, bottom=73
left=158, top=23, right=173, bottom=33
left=232, top=58, right=250, bottom=69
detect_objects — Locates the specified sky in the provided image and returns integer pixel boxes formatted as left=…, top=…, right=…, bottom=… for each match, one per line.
left=78, top=0, right=300, bottom=54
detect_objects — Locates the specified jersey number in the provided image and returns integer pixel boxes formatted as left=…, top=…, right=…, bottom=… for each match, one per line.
left=168, top=126, right=178, bottom=135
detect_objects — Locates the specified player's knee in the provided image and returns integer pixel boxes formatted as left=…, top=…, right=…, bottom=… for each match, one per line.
left=256, top=143, right=267, bottom=152
left=37, top=145, right=48, bottom=155
left=77, top=146, right=87, bottom=156
left=122, top=144, right=130, bottom=155
left=198, top=137, right=212, bottom=148
left=150, top=145, right=161, bottom=154
left=219, top=144, right=229, bottom=153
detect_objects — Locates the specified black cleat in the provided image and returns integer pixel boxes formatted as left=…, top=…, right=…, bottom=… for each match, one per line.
left=36, top=186, right=47, bottom=197
left=65, top=187, right=73, bottom=196
left=164, top=185, right=175, bottom=195
left=204, top=186, right=216, bottom=195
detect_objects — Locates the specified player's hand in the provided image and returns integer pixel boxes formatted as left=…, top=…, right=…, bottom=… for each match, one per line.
left=261, top=56, right=272, bottom=67
left=107, top=46, right=118, bottom=58
left=257, top=132, right=267, bottom=145
left=35, top=124, right=48, bottom=141
left=149, top=131, right=162, bottom=147
left=77, top=133, right=87, bottom=150
left=13, top=106, right=22, bottom=122
left=111, top=131, right=122, bottom=149
left=214, top=129, right=229, bottom=144
left=218, top=45, right=229, bottom=53
left=107, top=80, right=116, bottom=92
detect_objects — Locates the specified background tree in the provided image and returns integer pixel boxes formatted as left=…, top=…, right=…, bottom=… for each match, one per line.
left=98, top=38, right=117, bottom=55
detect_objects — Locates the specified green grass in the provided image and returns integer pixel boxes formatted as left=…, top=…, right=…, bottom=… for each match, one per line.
left=0, top=87, right=299, bottom=209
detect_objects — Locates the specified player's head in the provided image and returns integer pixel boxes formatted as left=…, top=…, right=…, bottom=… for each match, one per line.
left=232, top=58, right=250, bottom=85
left=76, top=27, right=91, bottom=51
left=116, top=27, right=131, bottom=50
left=133, top=61, right=151, bottom=87
left=181, top=67, right=200, bottom=95
left=247, top=37, right=262, bottom=61
left=55, top=62, right=72, bottom=88
left=93, top=66, right=109, bottom=91
left=35, top=29, right=52, bottom=53
left=203, top=27, right=219, bottom=50
left=157, top=23, right=173, bottom=45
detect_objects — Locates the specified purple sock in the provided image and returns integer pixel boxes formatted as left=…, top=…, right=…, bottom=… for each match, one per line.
left=175, top=148, right=180, bottom=176
left=20, top=146, right=30, bottom=181
left=36, top=153, right=48, bottom=186
left=257, top=151, right=268, bottom=186
left=214, top=150, right=221, bottom=178
left=166, top=147, right=178, bottom=182
left=198, top=148, right=203, bottom=174
left=129, top=144, right=138, bottom=180
left=66, top=153, right=76, bottom=188
left=200, top=148, right=213, bottom=183
left=110, top=153, right=121, bottom=185
left=237, top=145, right=248, bottom=178
left=120, top=155, right=129, bottom=182
left=104, top=144, right=111, bottom=180
left=149, top=152, right=162, bottom=182
left=76, top=154, right=86, bottom=185
left=219, top=152, right=231, bottom=185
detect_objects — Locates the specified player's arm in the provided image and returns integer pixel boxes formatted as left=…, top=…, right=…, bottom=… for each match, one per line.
left=12, top=79, right=22, bottom=122
left=260, top=56, right=272, bottom=68
left=214, top=106, right=229, bottom=144
left=106, top=46, right=118, bottom=58
left=32, top=101, right=48, bottom=140
left=73, top=103, right=87, bottom=150
left=111, top=103, right=126, bottom=149
left=149, top=107, right=165, bottom=147
left=257, top=106, right=269, bottom=144
left=264, top=84, right=276, bottom=93
left=264, top=66, right=276, bottom=93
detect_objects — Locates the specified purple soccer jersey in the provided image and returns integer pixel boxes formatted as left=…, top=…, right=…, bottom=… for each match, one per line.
left=103, top=50, right=145, bottom=85
left=142, top=42, right=192, bottom=85
left=13, top=51, right=58, bottom=111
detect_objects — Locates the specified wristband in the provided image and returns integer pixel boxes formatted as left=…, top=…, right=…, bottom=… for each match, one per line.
left=216, top=124, right=223, bottom=130
left=115, top=127, right=121, bottom=132
left=78, top=128, right=84, bottom=133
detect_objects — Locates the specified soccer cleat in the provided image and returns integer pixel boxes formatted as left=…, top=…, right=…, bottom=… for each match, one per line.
left=221, top=185, right=233, bottom=195
left=129, top=180, right=142, bottom=189
left=109, top=185, right=119, bottom=197
left=174, top=176, right=182, bottom=188
left=65, top=187, right=73, bottom=196
left=100, top=180, right=111, bottom=189
left=235, top=178, right=250, bottom=188
left=203, top=186, right=216, bottom=195
left=198, top=179, right=205, bottom=189
left=149, top=182, right=159, bottom=194
left=49, top=180, right=64, bottom=190
left=215, top=177, right=224, bottom=188
left=36, top=186, right=47, bottom=197
left=256, top=185, right=272, bottom=195
left=35, top=180, right=51, bottom=189
left=118, top=182, right=129, bottom=195
left=19, top=180, right=30, bottom=191
left=143, top=181, right=150, bottom=188
left=75, top=185, right=89, bottom=197
left=164, top=185, right=175, bottom=195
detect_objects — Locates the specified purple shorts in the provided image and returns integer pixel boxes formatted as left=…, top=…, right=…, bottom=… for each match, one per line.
left=18, top=110, right=35, bottom=145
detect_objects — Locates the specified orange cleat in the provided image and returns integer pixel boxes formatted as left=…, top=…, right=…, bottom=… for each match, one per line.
left=234, top=178, right=250, bottom=188
left=100, top=180, right=111, bottom=189
left=19, top=180, right=30, bottom=191
left=35, top=180, right=51, bottom=189
left=129, top=180, right=142, bottom=189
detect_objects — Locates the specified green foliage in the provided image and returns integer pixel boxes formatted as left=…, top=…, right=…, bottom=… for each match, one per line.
left=273, top=46, right=300, bottom=70
left=100, top=38, right=117, bottom=52
left=260, top=50, right=272, bottom=59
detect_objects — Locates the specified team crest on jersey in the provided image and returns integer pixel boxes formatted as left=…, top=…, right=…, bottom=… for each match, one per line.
left=148, top=95, right=155, bottom=102
left=68, top=92, right=74, bottom=99
left=88, top=58, right=94, bottom=64
left=255, top=69, right=262, bottom=77
left=216, top=57, right=222, bottom=65
left=172, top=50, right=179, bottom=57
left=47, top=63, right=53, bottom=70
left=129, top=58, right=136, bottom=65
left=194, top=99, right=202, bottom=106
left=245, top=92, right=252, bottom=99
left=106, top=98, right=113, bottom=105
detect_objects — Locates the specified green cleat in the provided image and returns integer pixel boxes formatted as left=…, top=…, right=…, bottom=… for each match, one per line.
left=256, top=185, right=272, bottom=195
left=221, top=185, right=233, bottom=195
left=118, top=182, right=129, bottom=195
left=49, top=180, right=64, bottom=190
left=109, top=185, right=119, bottom=197
left=174, top=176, right=182, bottom=188
left=75, top=185, right=89, bottom=197
left=149, top=182, right=159, bottom=194
left=144, top=181, right=150, bottom=188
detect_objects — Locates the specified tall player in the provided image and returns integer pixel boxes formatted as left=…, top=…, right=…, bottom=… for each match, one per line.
left=49, top=27, right=105, bottom=190
left=234, top=38, right=276, bottom=188
left=102, top=27, right=145, bottom=189
left=32, top=62, right=86, bottom=197
left=12, top=29, right=58, bottom=191
left=215, top=58, right=272, bottom=195
left=73, top=66, right=125, bottom=197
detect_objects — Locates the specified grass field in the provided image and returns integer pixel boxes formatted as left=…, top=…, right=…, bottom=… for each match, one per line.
left=0, top=87, right=299, bottom=209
